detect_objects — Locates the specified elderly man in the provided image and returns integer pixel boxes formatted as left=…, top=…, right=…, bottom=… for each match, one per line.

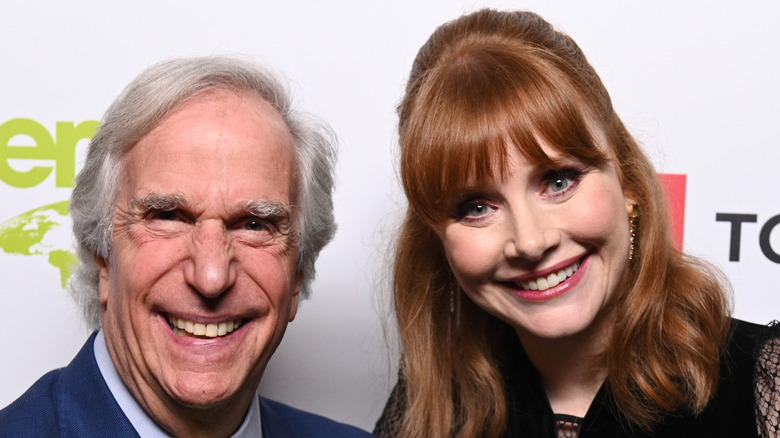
left=0, top=57, right=372, bottom=437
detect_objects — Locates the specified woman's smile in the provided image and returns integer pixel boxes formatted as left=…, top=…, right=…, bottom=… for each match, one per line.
left=502, top=254, right=584, bottom=292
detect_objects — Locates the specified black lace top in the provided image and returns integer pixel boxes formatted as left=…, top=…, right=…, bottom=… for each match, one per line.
left=374, top=319, right=780, bottom=437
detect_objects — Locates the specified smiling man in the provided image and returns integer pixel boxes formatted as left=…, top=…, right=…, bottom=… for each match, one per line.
left=0, top=57, right=372, bottom=437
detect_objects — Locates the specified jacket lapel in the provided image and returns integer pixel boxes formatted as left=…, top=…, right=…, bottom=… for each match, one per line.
left=56, top=332, right=139, bottom=437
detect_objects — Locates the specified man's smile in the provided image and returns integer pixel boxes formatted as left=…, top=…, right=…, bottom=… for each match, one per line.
left=167, top=315, right=244, bottom=339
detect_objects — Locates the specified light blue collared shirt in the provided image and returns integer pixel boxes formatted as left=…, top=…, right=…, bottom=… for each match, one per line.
left=93, top=330, right=263, bottom=437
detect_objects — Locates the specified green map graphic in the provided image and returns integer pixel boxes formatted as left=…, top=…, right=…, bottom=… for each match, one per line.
left=0, top=200, right=77, bottom=288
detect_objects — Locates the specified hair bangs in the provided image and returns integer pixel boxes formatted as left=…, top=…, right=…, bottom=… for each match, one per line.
left=400, top=42, right=609, bottom=225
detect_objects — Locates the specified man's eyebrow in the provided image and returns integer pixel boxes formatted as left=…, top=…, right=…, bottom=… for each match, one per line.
left=131, top=193, right=187, bottom=211
left=243, top=200, right=293, bottom=220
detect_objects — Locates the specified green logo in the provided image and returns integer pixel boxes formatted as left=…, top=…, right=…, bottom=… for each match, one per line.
left=0, top=118, right=99, bottom=188
left=0, top=201, right=77, bottom=288
left=0, top=117, right=99, bottom=287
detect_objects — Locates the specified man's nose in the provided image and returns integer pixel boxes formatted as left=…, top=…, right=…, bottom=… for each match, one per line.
left=187, top=221, right=236, bottom=298
left=503, top=206, right=560, bottom=262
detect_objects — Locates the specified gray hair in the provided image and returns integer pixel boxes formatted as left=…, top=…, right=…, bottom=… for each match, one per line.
left=69, top=56, right=337, bottom=330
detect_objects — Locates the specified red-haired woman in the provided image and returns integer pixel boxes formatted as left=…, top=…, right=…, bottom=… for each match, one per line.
left=375, top=9, right=779, bottom=438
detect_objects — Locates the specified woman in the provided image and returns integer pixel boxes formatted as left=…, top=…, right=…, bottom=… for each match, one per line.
left=375, top=9, right=779, bottom=438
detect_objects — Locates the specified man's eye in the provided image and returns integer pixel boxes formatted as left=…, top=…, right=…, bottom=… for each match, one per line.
left=146, top=209, right=181, bottom=221
left=236, top=218, right=280, bottom=245
left=155, top=210, right=179, bottom=221
left=244, top=220, right=267, bottom=231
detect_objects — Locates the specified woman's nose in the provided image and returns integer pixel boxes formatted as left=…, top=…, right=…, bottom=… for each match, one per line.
left=187, top=221, right=236, bottom=298
left=503, top=207, right=560, bottom=262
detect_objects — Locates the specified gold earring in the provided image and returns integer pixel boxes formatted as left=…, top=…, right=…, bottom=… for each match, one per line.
left=449, top=286, right=456, bottom=313
left=629, top=203, right=640, bottom=261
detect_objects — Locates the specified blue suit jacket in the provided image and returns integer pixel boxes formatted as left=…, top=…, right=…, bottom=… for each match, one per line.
left=0, top=333, right=373, bottom=437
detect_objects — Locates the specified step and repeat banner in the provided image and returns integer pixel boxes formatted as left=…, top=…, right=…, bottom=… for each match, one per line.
left=1, top=0, right=778, bottom=430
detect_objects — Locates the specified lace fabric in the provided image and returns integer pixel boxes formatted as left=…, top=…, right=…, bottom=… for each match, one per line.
left=755, top=331, right=780, bottom=437
left=553, top=414, right=582, bottom=438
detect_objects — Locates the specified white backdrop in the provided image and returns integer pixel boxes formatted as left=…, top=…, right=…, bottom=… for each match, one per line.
left=1, top=0, right=778, bottom=431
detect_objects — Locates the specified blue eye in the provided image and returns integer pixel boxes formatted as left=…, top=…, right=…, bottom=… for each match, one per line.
left=467, top=202, right=492, bottom=217
left=455, top=200, right=496, bottom=221
left=549, top=176, right=570, bottom=192
left=544, top=169, right=582, bottom=195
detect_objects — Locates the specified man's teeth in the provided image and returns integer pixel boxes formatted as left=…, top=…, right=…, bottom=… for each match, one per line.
left=168, top=315, right=242, bottom=338
left=519, top=260, right=580, bottom=291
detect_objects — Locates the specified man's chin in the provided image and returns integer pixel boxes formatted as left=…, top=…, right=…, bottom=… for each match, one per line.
left=164, top=375, right=248, bottom=410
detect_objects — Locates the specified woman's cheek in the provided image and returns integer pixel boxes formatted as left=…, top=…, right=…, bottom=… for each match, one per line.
left=443, top=226, right=501, bottom=285
left=571, top=185, right=628, bottom=246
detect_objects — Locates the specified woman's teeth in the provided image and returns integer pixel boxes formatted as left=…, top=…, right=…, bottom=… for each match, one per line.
left=168, top=315, right=242, bottom=338
left=518, top=260, right=580, bottom=291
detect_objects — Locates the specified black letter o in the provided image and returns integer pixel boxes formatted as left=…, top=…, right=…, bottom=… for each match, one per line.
left=759, top=215, right=780, bottom=264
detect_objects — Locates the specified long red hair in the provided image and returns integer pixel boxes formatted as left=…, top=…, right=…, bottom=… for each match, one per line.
left=392, top=9, right=731, bottom=437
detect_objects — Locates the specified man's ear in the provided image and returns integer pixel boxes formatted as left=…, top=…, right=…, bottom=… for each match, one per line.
left=95, top=254, right=110, bottom=306
left=288, top=273, right=303, bottom=322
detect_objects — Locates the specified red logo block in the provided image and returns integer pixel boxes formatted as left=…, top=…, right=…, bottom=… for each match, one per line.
left=658, top=173, right=686, bottom=250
